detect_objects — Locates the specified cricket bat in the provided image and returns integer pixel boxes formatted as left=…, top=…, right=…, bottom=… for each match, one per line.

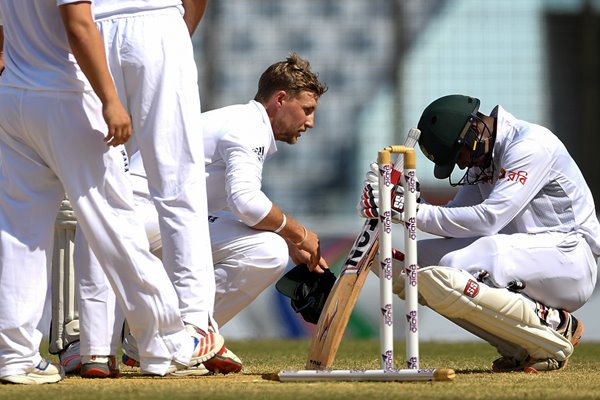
left=305, top=128, right=421, bottom=370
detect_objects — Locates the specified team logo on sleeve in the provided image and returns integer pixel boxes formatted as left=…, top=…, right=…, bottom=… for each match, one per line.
left=499, top=167, right=528, bottom=185
left=252, top=146, right=265, bottom=161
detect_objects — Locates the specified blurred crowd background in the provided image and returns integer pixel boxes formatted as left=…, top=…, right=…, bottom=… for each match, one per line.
left=193, top=0, right=600, bottom=225
left=186, top=0, right=600, bottom=341
left=186, top=0, right=600, bottom=340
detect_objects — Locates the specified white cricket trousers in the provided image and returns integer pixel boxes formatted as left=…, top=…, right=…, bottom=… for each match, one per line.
left=0, top=88, right=192, bottom=377
left=77, top=205, right=289, bottom=357
left=418, top=231, right=598, bottom=312
left=209, top=211, right=290, bottom=326
left=96, top=7, right=215, bottom=331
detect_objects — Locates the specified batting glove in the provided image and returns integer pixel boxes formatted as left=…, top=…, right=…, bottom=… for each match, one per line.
left=357, top=162, right=420, bottom=223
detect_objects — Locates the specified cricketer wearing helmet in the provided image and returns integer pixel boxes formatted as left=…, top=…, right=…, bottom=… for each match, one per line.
left=358, top=94, right=599, bottom=372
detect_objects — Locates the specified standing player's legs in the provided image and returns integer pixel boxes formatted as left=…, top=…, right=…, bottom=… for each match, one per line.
left=19, top=88, right=202, bottom=375
left=100, top=9, right=216, bottom=333
left=64, top=185, right=164, bottom=377
left=75, top=173, right=157, bottom=375
left=74, top=229, right=123, bottom=377
left=209, top=212, right=290, bottom=326
left=0, top=89, right=66, bottom=382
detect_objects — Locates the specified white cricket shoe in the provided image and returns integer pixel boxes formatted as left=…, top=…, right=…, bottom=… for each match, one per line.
left=166, top=362, right=210, bottom=377
left=184, top=324, right=225, bottom=365
left=203, top=345, right=243, bottom=374
left=1, top=359, right=65, bottom=385
left=122, top=325, right=224, bottom=376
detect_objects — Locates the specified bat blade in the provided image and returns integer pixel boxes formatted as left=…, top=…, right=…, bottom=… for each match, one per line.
left=305, top=128, right=421, bottom=370
left=306, top=218, right=379, bottom=369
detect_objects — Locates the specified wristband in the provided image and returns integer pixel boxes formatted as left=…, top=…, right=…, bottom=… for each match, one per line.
left=274, top=214, right=287, bottom=233
left=294, top=226, right=308, bottom=246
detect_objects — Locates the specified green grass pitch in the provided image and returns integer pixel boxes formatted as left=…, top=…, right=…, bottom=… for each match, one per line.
left=2, top=339, right=599, bottom=400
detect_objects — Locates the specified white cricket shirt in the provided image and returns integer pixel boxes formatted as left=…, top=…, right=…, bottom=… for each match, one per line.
left=203, top=101, right=277, bottom=227
left=0, top=0, right=92, bottom=92
left=90, top=0, right=183, bottom=19
left=418, top=105, right=600, bottom=257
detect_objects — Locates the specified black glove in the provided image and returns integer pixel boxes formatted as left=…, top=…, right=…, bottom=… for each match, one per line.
left=275, top=263, right=336, bottom=324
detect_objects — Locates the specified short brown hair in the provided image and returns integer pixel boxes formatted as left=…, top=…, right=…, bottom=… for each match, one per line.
left=254, top=53, right=327, bottom=102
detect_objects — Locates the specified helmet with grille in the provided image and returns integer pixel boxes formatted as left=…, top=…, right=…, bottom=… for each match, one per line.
left=417, top=95, right=480, bottom=179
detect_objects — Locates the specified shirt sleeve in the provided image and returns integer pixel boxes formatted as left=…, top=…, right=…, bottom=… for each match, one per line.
left=417, top=137, right=552, bottom=237
left=445, top=183, right=483, bottom=208
left=218, top=132, right=272, bottom=227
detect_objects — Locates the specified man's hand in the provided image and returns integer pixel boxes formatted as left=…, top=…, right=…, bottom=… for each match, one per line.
left=288, top=245, right=328, bottom=274
left=181, top=0, right=208, bottom=36
left=102, top=100, right=132, bottom=147
left=357, top=162, right=420, bottom=223
left=253, top=205, right=327, bottom=272
left=59, top=2, right=131, bottom=146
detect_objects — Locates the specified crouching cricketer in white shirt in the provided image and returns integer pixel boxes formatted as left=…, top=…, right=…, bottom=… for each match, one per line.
left=71, top=53, right=330, bottom=376
left=359, top=95, right=599, bottom=373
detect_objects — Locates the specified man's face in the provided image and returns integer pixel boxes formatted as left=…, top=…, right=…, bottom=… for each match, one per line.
left=456, top=143, right=481, bottom=170
left=272, top=91, right=318, bottom=144
left=456, top=119, right=487, bottom=170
